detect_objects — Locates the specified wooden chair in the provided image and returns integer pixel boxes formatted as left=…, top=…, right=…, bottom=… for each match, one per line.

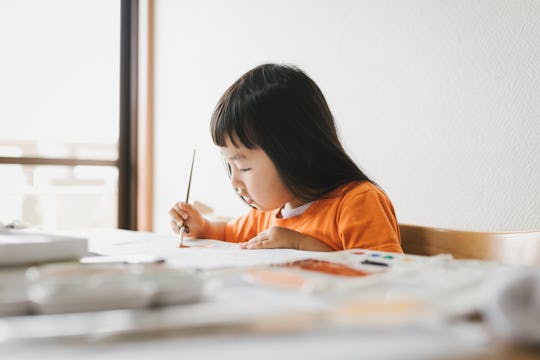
left=399, top=224, right=540, bottom=266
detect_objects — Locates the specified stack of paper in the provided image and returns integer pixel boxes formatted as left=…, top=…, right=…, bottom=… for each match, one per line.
left=0, top=230, right=88, bottom=266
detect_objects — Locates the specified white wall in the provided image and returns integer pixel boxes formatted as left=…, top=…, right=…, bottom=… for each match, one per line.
left=153, top=0, right=540, bottom=234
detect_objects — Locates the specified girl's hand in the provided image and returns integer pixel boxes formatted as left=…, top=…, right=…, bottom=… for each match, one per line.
left=169, top=202, right=206, bottom=238
left=240, top=226, right=333, bottom=252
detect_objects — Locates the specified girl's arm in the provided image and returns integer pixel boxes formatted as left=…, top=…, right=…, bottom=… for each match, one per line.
left=169, top=202, right=227, bottom=240
left=240, top=226, right=333, bottom=251
left=200, top=218, right=227, bottom=240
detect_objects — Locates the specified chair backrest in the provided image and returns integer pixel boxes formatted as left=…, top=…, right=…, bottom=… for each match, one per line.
left=399, top=224, right=540, bottom=266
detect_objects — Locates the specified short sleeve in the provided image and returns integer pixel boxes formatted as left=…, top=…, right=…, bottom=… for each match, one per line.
left=224, top=209, right=260, bottom=243
left=338, top=189, right=402, bottom=253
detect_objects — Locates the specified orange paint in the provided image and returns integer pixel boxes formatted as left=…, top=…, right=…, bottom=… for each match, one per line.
left=278, top=259, right=369, bottom=277
left=247, top=269, right=306, bottom=288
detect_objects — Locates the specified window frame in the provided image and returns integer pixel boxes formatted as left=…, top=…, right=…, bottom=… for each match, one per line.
left=0, top=0, right=142, bottom=230
left=118, top=0, right=139, bottom=229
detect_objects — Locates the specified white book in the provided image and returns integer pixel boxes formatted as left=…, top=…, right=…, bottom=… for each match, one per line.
left=0, top=230, right=88, bottom=266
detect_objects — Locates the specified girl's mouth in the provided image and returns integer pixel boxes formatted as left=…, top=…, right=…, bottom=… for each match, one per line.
left=242, top=195, right=257, bottom=208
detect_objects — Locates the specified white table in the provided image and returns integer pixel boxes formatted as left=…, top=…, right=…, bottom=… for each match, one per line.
left=0, top=229, right=538, bottom=360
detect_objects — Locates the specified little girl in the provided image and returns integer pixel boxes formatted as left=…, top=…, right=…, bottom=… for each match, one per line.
left=169, top=63, right=402, bottom=253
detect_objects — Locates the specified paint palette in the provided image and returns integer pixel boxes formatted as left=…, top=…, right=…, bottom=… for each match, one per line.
left=242, top=250, right=399, bottom=293
left=0, top=263, right=206, bottom=316
left=242, top=248, right=503, bottom=317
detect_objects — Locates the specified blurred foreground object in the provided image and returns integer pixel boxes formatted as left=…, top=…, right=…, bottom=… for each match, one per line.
left=481, top=269, right=540, bottom=345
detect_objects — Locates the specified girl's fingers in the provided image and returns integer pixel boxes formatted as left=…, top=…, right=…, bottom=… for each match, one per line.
left=243, top=231, right=269, bottom=249
left=250, top=230, right=268, bottom=241
left=171, top=201, right=200, bottom=236
left=169, top=207, right=181, bottom=222
left=170, top=204, right=189, bottom=222
left=170, top=219, right=180, bottom=233
left=176, top=208, right=189, bottom=221
left=177, top=201, right=193, bottom=213
left=245, top=239, right=267, bottom=249
left=168, top=210, right=183, bottom=227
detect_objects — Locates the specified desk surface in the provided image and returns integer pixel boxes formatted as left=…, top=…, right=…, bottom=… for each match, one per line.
left=1, top=228, right=539, bottom=360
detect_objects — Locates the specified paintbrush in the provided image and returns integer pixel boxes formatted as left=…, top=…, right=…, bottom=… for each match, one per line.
left=177, top=149, right=196, bottom=248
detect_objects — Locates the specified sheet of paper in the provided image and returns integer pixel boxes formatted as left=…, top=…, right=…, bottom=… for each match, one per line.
left=62, top=228, right=321, bottom=269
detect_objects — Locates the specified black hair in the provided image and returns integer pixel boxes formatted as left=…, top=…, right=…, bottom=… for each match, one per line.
left=210, top=63, right=372, bottom=202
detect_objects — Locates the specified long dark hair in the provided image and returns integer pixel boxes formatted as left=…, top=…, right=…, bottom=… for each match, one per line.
left=210, top=63, right=372, bottom=202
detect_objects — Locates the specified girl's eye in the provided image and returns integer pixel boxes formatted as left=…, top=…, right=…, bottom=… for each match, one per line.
left=239, top=168, right=251, bottom=172
left=224, top=162, right=232, bottom=176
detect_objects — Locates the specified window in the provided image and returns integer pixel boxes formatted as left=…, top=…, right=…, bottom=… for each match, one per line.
left=0, top=0, right=139, bottom=230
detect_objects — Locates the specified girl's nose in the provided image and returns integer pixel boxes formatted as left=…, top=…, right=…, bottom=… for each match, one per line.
left=230, top=167, right=242, bottom=190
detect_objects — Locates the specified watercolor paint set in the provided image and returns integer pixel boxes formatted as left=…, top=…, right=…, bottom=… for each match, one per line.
left=240, top=248, right=503, bottom=317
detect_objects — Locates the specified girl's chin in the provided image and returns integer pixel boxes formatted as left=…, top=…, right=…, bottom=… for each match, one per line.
left=248, top=201, right=267, bottom=211
left=253, top=204, right=283, bottom=212
left=250, top=202, right=263, bottom=210
left=243, top=197, right=260, bottom=209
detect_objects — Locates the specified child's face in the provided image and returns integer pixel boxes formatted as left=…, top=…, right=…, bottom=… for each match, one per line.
left=220, top=138, right=300, bottom=211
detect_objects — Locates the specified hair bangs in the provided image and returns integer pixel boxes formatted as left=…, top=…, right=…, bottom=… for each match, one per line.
left=211, top=81, right=259, bottom=149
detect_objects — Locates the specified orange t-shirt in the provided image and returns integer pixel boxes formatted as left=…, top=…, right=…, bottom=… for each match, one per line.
left=224, top=181, right=402, bottom=253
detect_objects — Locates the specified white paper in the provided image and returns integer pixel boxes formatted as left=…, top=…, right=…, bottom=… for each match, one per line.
left=67, top=228, right=322, bottom=269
